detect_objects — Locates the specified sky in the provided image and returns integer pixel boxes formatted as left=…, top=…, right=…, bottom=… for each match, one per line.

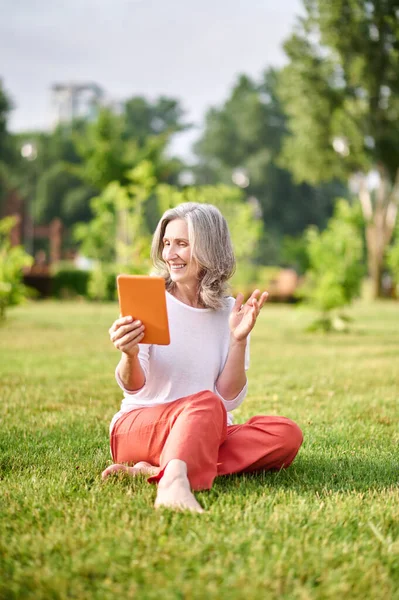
left=1, top=0, right=303, bottom=158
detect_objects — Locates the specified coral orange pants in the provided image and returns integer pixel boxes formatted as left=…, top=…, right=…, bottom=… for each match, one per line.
left=110, top=390, right=303, bottom=491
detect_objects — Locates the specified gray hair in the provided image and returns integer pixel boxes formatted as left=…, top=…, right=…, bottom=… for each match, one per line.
left=151, top=202, right=236, bottom=309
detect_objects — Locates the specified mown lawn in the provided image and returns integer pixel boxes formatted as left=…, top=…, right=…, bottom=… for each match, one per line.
left=0, top=299, right=398, bottom=600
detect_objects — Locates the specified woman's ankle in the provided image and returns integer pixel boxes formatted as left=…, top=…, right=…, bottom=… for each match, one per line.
left=160, top=459, right=189, bottom=486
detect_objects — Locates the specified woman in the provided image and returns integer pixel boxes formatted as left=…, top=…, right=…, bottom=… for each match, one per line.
left=103, top=202, right=303, bottom=512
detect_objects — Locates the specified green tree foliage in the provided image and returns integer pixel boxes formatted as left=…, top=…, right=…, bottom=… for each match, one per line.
left=278, top=0, right=399, bottom=297
left=74, top=161, right=157, bottom=301
left=74, top=161, right=157, bottom=266
left=0, top=80, right=13, bottom=163
left=386, top=224, right=399, bottom=295
left=0, top=81, right=16, bottom=214
left=10, top=125, right=94, bottom=237
left=74, top=109, right=136, bottom=190
left=302, top=199, right=364, bottom=330
left=34, top=162, right=94, bottom=227
left=10, top=95, right=187, bottom=244
left=124, top=96, right=188, bottom=146
left=0, top=216, right=33, bottom=320
left=74, top=103, right=187, bottom=191
left=194, top=70, right=342, bottom=261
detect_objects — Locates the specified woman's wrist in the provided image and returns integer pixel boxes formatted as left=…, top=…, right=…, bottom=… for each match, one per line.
left=230, top=333, right=248, bottom=346
left=118, top=352, right=145, bottom=392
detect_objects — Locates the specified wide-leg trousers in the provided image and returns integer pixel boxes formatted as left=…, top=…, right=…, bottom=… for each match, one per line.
left=110, top=390, right=303, bottom=491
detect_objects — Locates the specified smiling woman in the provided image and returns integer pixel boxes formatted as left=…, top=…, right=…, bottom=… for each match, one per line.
left=152, top=203, right=236, bottom=309
left=104, top=202, right=303, bottom=513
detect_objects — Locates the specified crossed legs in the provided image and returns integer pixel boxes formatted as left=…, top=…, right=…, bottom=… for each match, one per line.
left=103, top=391, right=303, bottom=512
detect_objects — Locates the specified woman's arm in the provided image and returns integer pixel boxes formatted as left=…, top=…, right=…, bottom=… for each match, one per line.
left=109, top=315, right=147, bottom=392
left=216, top=290, right=268, bottom=401
left=215, top=337, right=247, bottom=400
left=117, top=352, right=146, bottom=392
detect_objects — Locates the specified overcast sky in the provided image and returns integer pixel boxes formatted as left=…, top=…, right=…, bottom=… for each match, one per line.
left=1, top=0, right=303, bottom=158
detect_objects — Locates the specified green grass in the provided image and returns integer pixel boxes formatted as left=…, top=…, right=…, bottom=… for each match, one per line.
left=0, top=299, right=398, bottom=600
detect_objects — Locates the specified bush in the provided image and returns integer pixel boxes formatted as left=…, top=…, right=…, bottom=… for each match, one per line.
left=386, top=229, right=399, bottom=298
left=51, top=261, right=150, bottom=302
left=52, top=267, right=90, bottom=299
left=87, top=265, right=118, bottom=302
left=87, top=262, right=150, bottom=302
left=300, top=199, right=364, bottom=331
left=281, top=234, right=309, bottom=274
left=0, top=217, right=34, bottom=320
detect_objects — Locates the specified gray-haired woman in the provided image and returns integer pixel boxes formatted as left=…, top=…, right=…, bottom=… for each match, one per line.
left=104, top=202, right=303, bottom=512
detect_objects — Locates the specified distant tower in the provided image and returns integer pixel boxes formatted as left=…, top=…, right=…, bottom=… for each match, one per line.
left=51, top=82, right=104, bottom=126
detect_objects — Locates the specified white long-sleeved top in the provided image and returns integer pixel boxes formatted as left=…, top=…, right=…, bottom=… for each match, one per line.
left=110, top=292, right=250, bottom=434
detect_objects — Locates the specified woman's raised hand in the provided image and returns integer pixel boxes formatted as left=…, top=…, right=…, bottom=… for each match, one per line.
left=108, top=315, right=145, bottom=357
left=229, top=290, right=268, bottom=342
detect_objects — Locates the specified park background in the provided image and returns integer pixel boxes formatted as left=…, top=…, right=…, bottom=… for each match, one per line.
left=1, top=1, right=398, bottom=598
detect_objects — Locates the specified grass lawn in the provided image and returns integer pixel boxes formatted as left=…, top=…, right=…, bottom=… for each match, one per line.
left=0, top=299, right=398, bottom=600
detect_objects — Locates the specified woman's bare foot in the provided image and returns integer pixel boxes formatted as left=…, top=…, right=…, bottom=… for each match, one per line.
left=102, top=461, right=160, bottom=480
left=154, top=459, right=204, bottom=513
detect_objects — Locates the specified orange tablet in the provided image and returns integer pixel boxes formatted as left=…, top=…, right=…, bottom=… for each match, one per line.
left=117, top=275, right=170, bottom=345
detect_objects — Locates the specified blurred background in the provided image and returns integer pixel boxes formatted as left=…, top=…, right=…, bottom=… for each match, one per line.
left=1, top=0, right=399, bottom=325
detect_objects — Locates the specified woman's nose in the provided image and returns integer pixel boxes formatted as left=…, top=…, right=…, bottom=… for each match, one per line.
left=165, top=244, right=177, bottom=258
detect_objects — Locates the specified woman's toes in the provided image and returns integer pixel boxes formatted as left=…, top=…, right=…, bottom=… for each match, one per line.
left=101, top=462, right=160, bottom=480
left=101, top=464, right=128, bottom=480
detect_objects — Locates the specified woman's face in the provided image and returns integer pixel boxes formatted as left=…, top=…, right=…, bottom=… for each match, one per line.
left=162, top=219, right=200, bottom=288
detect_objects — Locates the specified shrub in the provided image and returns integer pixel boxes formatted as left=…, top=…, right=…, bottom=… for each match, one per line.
left=281, top=234, right=310, bottom=274
left=87, top=263, right=150, bottom=302
left=0, top=217, right=34, bottom=320
left=386, top=230, right=399, bottom=298
left=52, top=267, right=90, bottom=298
left=300, top=199, right=365, bottom=331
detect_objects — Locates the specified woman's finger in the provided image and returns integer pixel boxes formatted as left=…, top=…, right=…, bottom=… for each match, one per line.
left=246, top=289, right=260, bottom=304
left=109, top=315, right=134, bottom=335
left=233, top=293, right=244, bottom=313
left=111, top=321, right=143, bottom=342
left=115, top=328, right=145, bottom=350
left=259, top=291, right=269, bottom=309
left=121, top=334, right=146, bottom=353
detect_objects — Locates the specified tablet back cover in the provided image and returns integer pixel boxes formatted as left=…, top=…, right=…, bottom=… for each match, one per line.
left=117, top=275, right=170, bottom=345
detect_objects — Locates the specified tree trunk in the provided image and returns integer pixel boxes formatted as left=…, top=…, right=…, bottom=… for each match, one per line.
left=358, top=168, right=399, bottom=299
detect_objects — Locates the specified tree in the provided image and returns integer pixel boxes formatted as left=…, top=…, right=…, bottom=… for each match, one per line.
left=0, top=80, right=12, bottom=163
left=194, top=70, right=342, bottom=262
left=6, top=95, right=187, bottom=253
left=74, top=160, right=157, bottom=266
left=74, top=106, right=186, bottom=190
left=0, top=81, right=17, bottom=214
left=10, top=125, right=94, bottom=233
left=124, top=95, right=188, bottom=147
left=278, top=0, right=399, bottom=297
left=73, top=109, right=136, bottom=190
left=34, top=162, right=94, bottom=227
